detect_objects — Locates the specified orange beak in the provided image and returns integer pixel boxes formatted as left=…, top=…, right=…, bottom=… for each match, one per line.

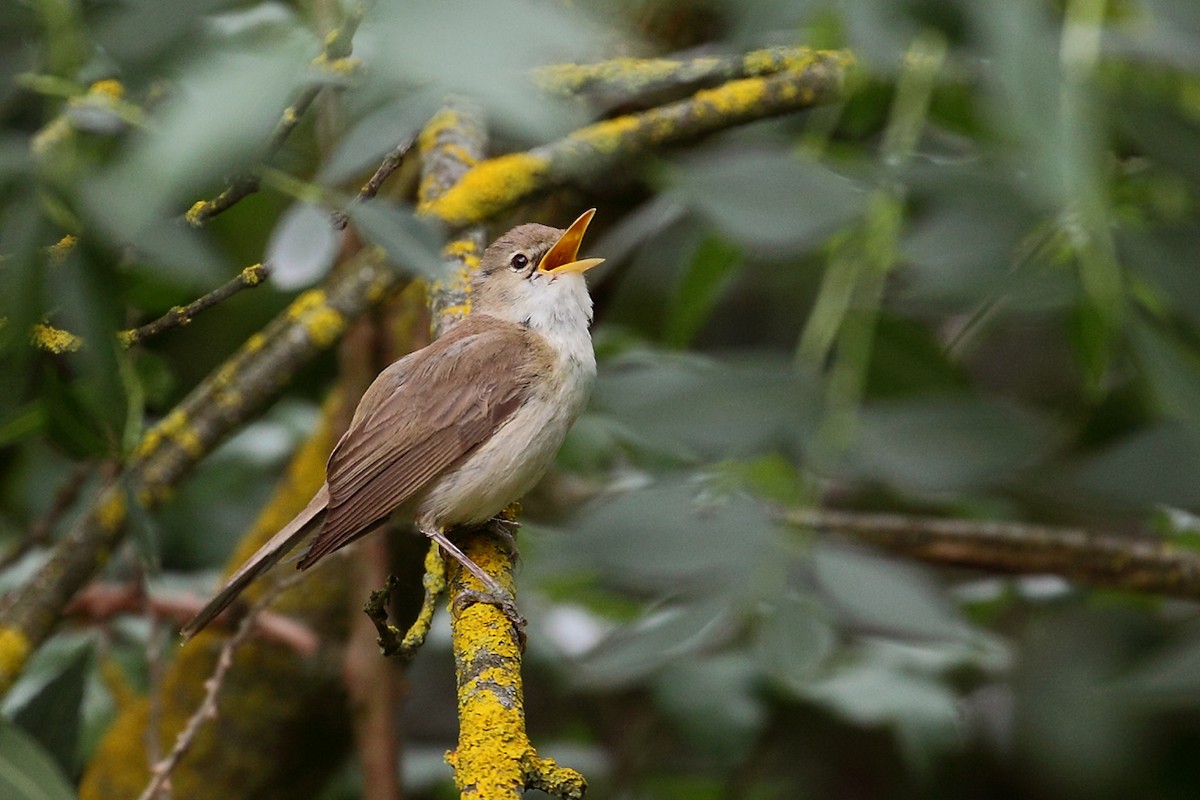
left=538, top=208, right=605, bottom=276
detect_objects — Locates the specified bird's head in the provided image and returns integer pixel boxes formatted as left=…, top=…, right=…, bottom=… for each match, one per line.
left=472, top=209, right=604, bottom=332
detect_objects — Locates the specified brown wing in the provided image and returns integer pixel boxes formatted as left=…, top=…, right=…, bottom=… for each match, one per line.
left=296, top=316, right=541, bottom=568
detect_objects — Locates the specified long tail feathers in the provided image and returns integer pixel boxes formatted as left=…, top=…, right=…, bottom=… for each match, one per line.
left=180, top=484, right=330, bottom=642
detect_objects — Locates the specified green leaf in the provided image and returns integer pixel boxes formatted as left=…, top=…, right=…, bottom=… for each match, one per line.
left=11, top=644, right=91, bottom=774
left=575, top=597, right=736, bottom=687
left=593, top=352, right=819, bottom=460
left=552, top=480, right=783, bottom=595
left=0, top=718, right=76, bottom=800
left=812, top=544, right=967, bottom=640
left=836, top=396, right=1054, bottom=496
left=652, top=653, right=766, bottom=764
left=663, top=235, right=742, bottom=348
left=754, top=592, right=835, bottom=692
left=266, top=202, right=339, bottom=290
left=668, top=146, right=864, bottom=254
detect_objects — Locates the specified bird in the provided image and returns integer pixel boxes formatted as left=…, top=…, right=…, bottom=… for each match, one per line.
left=181, top=209, right=604, bottom=641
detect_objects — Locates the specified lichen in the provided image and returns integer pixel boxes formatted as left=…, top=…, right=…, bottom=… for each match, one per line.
left=419, top=152, right=551, bottom=226
left=30, top=323, right=83, bottom=353
left=568, top=114, right=642, bottom=154
left=89, top=79, right=125, bottom=99
left=692, top=75, right=770, bottom=118
left=97, top=492, right=126, bottom=532
left=0, top=628, right=31, bottom=683
left=241, top=263, right=267, bottom=286
left=285, top=289, right=347, bottom=348
left=47, top=234, right=77, bottom=265
left=185, top=200, right=209, bottom=227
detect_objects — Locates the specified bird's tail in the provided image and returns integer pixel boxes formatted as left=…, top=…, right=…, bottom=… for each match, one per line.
left=180, top=484, right=329, bottom=642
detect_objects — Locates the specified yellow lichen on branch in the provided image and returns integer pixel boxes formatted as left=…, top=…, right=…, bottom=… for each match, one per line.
left=81, top=397, right=353, bottom=800
left=445, top=532, right=586, bottom=799
left=421, top=50, right=850, bottom=228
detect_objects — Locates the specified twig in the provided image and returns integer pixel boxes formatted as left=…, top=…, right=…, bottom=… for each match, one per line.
left=0, top=463, right=91, bottom=572
left=136, top=570, right=304, bottom=800
left=787, top=508, right=1200, bottom=602
left=331, top=130, right=419, bottom=230
left=364, top=544, right=447, bottom=659
left=185, top=6, right=365, bottom=227
left=120, top=264, right=271, bottom=348
left=0, top=248, right=398, bottom=691
left=419, top=49, right=851, bottom=227
left=65, top=581, right=319, bottom=655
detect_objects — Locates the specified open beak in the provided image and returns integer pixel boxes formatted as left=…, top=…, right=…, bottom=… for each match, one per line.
left=538, top=208, right=605, bottom=277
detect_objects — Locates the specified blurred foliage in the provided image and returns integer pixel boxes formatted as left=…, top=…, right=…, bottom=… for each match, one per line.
left=2, top=0, right=1200, bottom=798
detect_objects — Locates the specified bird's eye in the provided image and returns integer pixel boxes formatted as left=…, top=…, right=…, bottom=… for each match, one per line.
left=509, top=253, right=529, bottom=271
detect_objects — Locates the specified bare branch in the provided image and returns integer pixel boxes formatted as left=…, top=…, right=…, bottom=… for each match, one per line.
left=331, top=130, right=419, bottom=230
left=788, top=508, right=1200, bottom=601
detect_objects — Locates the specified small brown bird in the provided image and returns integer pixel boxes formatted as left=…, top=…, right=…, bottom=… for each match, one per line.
left=181, top=210, right=604, bottom=640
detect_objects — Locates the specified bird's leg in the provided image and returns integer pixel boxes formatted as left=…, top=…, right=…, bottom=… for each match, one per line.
left=420, top=523, right=525, bottom=640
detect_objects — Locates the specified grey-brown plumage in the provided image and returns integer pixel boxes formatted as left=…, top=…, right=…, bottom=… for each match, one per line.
left=181, top=211, right=604, bottom=640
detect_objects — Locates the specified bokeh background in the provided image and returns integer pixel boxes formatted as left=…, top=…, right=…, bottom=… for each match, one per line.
left=3, top=0, right=1200, bottom=798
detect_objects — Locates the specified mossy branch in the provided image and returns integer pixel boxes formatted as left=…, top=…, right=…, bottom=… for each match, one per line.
left=789, top=508, right=1200, bottom=601
left=419, top=49, right=851, bottom=227
left=81, top=399, right=354, bottom=799
left=535, top=45, right=844, bottom=108
left=418, top=96, right=488, bottom=335
left=445, top=531, right=585, bottom=799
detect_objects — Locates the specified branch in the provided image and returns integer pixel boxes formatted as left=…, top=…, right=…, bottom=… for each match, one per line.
left=65, top=581, right=318, bottom=655
left=331, top=130, right=419, bottom=231
left=0, top=249, right=401, bottom=692
left=418, top=49, right=851, bottom=227
left=417, top=97, right=488, bottom=335
left=534, top=45, right=843, bottom=107
left=120, top=263, right=271, bottom=347
left=445, top=530, right=586, bottom=800
left=364, top=544, right=446, bottom=659
left=788, top=508, right=1200, bottom=601
left=184, top=5, right=364, bottom=227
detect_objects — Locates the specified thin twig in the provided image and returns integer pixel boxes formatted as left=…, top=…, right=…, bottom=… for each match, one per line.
left=787, top=508, right=1200, bottom=602
left=120, top=264, right=271, bottom=348
left=331, top=130, right=419, bottom=230
left=185, top=6, right=365, bottom=227
left=66, top=581, right=319, bottom=655
left=364, top=543, right=446, bottom=659
left=136, top=570, right=305, bottom=800
left=0, top=463, right=91, bottom=572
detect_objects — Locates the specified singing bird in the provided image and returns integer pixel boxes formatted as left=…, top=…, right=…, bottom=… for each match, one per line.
left=181, top=209, right=604, bottom=640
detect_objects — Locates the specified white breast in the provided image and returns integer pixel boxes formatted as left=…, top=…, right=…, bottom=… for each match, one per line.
left=417, top=275, right=596, bottom=526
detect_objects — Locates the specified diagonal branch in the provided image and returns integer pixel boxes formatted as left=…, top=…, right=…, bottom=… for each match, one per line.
left=0, top=249, right=401, bottom=692
left=120, top=263, right=271, bottom=347
left=419, top=49, right=851, bottom=227
left=788, top=508, right=1200, bottom=601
